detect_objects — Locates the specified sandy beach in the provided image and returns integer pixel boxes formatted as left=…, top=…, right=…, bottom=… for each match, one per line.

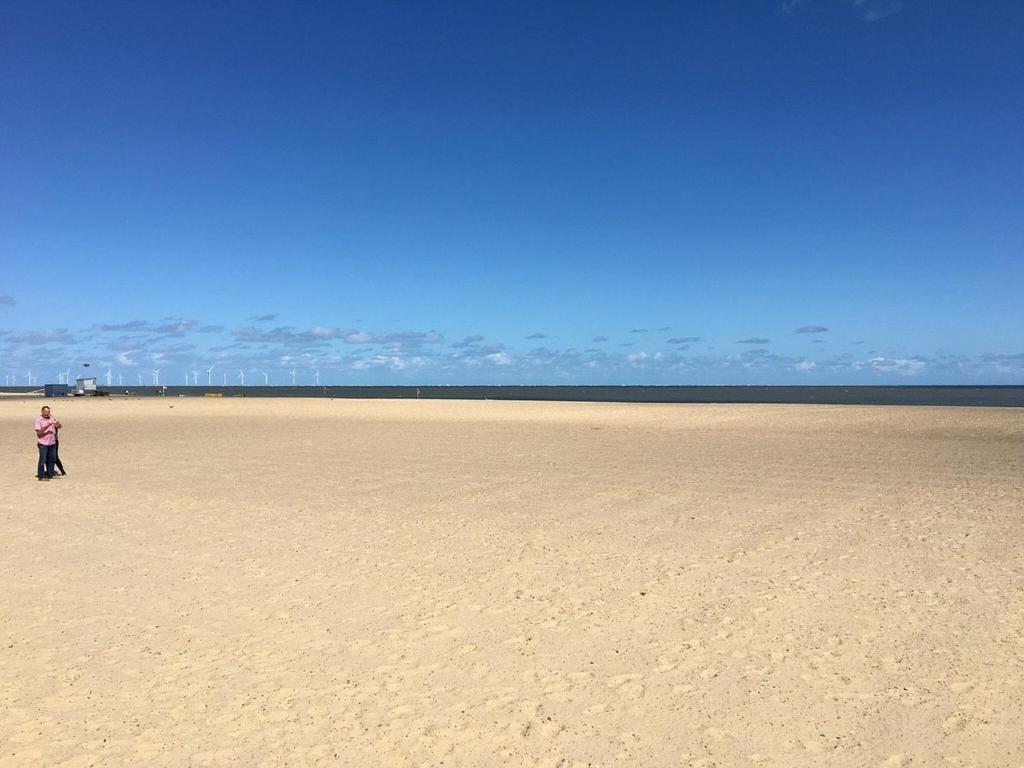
left=1, top=397, right=1022, bottom=767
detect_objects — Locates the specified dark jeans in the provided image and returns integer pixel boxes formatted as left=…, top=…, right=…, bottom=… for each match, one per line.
left=37, top=443, right=56, bottom=478
left=54, top=438, right=65, bottom=475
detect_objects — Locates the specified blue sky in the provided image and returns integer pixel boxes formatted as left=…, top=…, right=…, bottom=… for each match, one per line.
left=2, top=0, right=1022, bottom=385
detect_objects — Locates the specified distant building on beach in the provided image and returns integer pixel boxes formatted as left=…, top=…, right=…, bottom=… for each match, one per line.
left=74, top=377, right=97, bottom=395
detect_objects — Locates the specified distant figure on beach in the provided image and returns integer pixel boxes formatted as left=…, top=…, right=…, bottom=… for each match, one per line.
left=53, top=413, right=67, bottom=476
left=34, top=405, right=62, bottom=481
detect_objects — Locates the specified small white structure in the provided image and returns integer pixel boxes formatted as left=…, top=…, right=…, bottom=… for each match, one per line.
left=74, top=376, right=97, bottom=396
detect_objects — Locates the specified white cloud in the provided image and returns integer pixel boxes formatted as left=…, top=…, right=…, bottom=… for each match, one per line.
left=9, top=329, right=75, bottom=345
left=862, top=0, right=903, bottom=23
left=856, top=356, right=927, bottom=375
left=351, top=354, right=419, bottom=371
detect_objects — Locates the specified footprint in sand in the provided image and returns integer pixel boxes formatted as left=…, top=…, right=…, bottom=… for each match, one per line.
left=941, top=712, right=968, bottom=734
left=881, top=755, right=911, bottom=767
left=606, top=672, right=646, bottom=700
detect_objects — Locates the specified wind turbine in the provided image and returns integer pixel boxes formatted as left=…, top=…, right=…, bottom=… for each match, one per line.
left=26, top=370, right=32, bottom=385
left=118, top=374, right=123, bottom=386
left=222, top=372, right=227, bottom=385
left=152, top=369, right=160, bottom=385
left=64, top=368, right=70, bottom=385
left=238, top=369, right=245, bottom=385
left=290, top=369, right=297, bottom=385
left=260, top=370, right=269, bottom=385
left=206, top=366, right=214, bottom=385
left=138, top=372, right=143, bottom=385
left=314, top=368, right=320, bottom=386
left=105, top=369, right=113, bottom=386
left=192, top=370, right=199, bottom=385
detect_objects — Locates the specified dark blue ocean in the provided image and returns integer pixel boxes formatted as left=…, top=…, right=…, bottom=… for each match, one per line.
left=7, top=384, right=1021, bottom=407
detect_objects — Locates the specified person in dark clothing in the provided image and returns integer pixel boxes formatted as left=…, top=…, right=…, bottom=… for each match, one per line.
left=53, top=435, right=67, bottom=476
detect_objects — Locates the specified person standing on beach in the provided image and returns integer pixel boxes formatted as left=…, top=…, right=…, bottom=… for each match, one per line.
left=34, top=405, right=61, bottom=481
left=52, top=410, right=67, bottom=476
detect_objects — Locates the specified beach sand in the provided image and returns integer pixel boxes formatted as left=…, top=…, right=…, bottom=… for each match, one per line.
left=1, top=397, right=1022, bottom=767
